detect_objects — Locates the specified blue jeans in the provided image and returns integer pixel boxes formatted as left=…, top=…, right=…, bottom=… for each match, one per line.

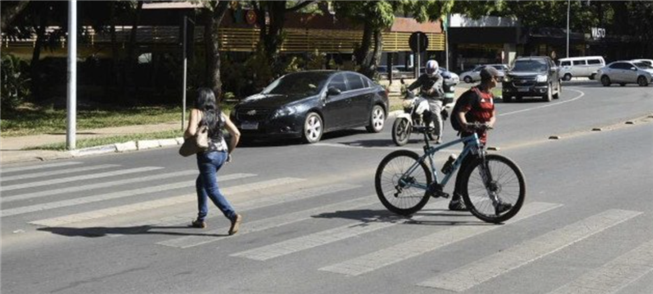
left=195, top=150, right=236, bottom=221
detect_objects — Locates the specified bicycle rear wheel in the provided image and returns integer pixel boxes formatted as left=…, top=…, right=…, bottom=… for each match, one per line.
left=460, top=154, right=526, bottom=223
left=375, top=150, right=432, bottom=216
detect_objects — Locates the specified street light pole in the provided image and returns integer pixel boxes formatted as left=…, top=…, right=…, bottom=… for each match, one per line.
left=66, top=0, right=77, bottom=150
left=566, top=0, right=570, bottom=58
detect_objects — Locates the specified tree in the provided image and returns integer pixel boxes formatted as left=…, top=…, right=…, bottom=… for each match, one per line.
left=334, top=1, right=394, bottom=78
left=250, top=0, right=316, bottom=72
left=198, top=0, right=230, bottom=98
left=0, top=0, right=30, bottom=33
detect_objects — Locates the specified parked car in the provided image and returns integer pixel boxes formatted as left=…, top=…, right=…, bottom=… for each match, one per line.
left=230, top=70, right=389, bottom=143
left=459, top=64, right=508, bottom=83
left=558, top=56, right=605, bottom=81
left=596, top=61, right=653, bottom=87
left=502, top=56, right=562, bottom=102
left=631, top=59, right=653, bottom=67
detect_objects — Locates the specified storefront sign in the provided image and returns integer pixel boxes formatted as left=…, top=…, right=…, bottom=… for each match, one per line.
left=246, top=10, right=257, bottom=25
left=591, top=27, right=606, bottom=40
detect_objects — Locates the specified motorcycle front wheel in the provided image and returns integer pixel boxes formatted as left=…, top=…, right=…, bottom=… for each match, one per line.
left=392, top=118, right=411, bottom=146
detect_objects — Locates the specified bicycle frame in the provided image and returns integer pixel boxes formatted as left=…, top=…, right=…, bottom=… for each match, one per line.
left=399, top=131, right=484, bottom=191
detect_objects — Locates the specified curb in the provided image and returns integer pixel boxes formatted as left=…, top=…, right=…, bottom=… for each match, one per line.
left=70, top=137, right=184, bottom=158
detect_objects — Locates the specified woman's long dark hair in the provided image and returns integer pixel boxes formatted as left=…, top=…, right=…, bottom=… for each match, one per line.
left=195, top=88, right=223, bottom=137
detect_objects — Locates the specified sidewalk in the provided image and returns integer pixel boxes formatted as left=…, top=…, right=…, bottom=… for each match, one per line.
left=1, top=122, right=182, bottom=165
left=1, top=83, right=472, bottom=166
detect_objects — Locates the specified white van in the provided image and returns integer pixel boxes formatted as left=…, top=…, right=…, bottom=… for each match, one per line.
left=559, top=56, right=606, bottom=81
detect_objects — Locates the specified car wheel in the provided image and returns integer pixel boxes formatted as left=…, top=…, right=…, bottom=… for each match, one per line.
left=601, top=75, right=611, bottom=87
left=302, top=112, right=323, bottom=144
left=542, top=85, right=552, bottom=102
left=464, top=76, right=472, bottom=83
left=589, top=74, right=596, bottom=80
left=563, top=73, right=572, bottom=81
left=637, top=76, right=649, bottom=87
left=366, top=105, right=385, bottom=133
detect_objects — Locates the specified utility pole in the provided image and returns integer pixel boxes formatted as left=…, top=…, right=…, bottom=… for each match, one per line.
left=66, top=0, right=77, bottom=150
left=566, top=0, right=570, bottom=58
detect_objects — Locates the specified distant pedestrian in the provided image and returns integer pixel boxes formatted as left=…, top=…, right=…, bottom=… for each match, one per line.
left=185, top=87, right=242, bottom=235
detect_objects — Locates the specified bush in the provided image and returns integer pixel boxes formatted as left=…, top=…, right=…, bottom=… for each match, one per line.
left=1, top=53, right=31, bottom=112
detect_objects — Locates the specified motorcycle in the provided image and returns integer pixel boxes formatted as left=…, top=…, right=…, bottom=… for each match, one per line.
left=391, top=74, right=458, bottom=146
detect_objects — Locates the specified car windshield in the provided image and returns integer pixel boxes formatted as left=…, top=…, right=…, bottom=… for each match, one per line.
left=634, top=62, right=653, bottom=69
left=512, top=60, right=548, bottom=72
left=261, top=72, right=329, bottom=96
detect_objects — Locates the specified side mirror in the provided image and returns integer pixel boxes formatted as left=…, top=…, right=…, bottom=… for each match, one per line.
left=327, top=87, right=341, bottom=96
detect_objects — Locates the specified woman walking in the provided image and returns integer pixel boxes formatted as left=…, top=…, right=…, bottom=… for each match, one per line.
left=185, top=88, right=242, bottom=235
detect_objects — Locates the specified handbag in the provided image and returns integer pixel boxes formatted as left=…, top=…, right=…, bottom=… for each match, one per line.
left=179, top=124, right=209, bottom=157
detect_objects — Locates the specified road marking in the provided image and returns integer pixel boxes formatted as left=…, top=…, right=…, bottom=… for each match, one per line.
left=319, top=202, right=561, bottom=276
left=547, top=239, right=653, bottom=294
left=0, top=161, right=82, bottom=174
left=0, top=166, right=163, bottom=192
left=0, top=164, right=119, bottom=182
left=500, top=88, right=585, bottom=117
left=28, top=177, right=304, bottom=227
left=158, top=195, right=374, bottom=248
left=0, top=173, right=256, bottom=217
left=1, top=170, right=201, bottom=203
left=231, top=211, right=416, bottom=261
left=312, top=142, right=459, bottom=153
left=417, top=209, right=642, bottom=292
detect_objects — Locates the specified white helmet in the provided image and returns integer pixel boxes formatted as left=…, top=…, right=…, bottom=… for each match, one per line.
left=425, top=60, right=439, bottom=77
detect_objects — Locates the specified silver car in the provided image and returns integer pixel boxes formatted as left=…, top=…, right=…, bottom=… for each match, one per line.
left=597, top=61, right=653, bottom=87
left=460, top=64, right=508, bottom=83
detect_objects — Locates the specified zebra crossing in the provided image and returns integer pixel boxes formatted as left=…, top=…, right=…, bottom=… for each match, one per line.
left=2, top=160, right=651, bottom=292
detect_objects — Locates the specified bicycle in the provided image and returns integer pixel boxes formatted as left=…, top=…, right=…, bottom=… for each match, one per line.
left=374, top=123, right=526, bottom=223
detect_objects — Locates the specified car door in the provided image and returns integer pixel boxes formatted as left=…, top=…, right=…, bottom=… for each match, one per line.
left=611, top=62, right=629, bottom=82
left=322, top=73, right=353, bottom=130
left=344, top=73, right=371, bottom=126
left=621, top=62, right=638, bottom=83
left=572, top=59, right=587, bottom=76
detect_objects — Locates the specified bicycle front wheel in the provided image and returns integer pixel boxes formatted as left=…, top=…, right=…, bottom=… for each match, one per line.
left=375, top=150, right=432, bottom=216
left=460, top=154, right=526, bottom=223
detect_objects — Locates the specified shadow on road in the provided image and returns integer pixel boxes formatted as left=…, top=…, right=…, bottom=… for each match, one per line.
left=313, top=208, right=490, bottom=226
left=37, top=225, right=230, bottom=238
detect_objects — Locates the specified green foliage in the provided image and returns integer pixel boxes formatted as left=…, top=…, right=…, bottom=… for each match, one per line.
left=334, top=1, right=395, bottom=30
left=1, top=53, right=31, bottom=112
left=305, top=49, right=327, bottom=70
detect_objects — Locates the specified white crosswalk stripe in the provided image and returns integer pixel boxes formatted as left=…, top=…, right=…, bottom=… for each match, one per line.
left=417, top=209, right=642, bottom=292
left=0, top=166, right=163, bottom=192
left=230, top=211, right=419, bottom=261
left=319, top=202, right=562, bottom=276
left=1, top=170, right=200, bottom=203
left=0, top=161, right=82, bottom=174
left=0, top=164, right=119, bottom=182
left=29, top=177, right=304, bottom=227
left=107, top=183, right=361, bottom=238
left=158, top=194, right=372, bottom=248
left=547, top=239, right=653, bottom=294
left=1, top=173, right=256, bottom=217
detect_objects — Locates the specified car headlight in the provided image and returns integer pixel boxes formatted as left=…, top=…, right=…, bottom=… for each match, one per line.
left=503, top=76, right=511, bottom=82
left=536, top=74, right=548, bottom=82
left=272, top=106, right=296, bottom=119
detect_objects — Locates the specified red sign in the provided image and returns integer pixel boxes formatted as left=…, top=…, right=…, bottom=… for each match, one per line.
left=246, top=10, right=257, bottom=25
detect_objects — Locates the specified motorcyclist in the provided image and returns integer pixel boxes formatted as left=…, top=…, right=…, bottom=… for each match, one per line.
left=406, top=60, right=446, bottom=143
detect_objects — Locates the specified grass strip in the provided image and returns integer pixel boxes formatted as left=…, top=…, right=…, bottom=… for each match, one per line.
left=25, top=130, right=183, bottom=151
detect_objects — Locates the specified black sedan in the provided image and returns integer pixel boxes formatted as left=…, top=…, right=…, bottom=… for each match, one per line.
left=230, top=70, right=389, bottom=143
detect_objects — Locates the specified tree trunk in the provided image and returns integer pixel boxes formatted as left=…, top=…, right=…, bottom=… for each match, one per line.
left=206, top=2, right=229, bottom=100
left=30, top=4, right=47, bottom=101
left=122, top=1, right=143, bottom=102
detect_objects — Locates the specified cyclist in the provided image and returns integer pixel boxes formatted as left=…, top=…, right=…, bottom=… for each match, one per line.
left=407, top=60, right=446, bottom=143
left=449, top=66, right=511, bottom=213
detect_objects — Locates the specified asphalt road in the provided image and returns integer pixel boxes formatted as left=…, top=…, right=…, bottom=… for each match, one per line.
left=2, top=81, right=653, bottom=294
